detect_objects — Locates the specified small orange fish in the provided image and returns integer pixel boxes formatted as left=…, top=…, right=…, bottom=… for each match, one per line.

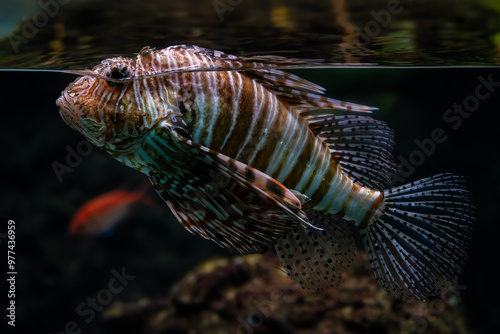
left=69, top=188, right=155, bottom=236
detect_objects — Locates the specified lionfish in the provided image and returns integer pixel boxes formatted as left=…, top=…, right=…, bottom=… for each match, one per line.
left=56, top=45, right=474, bottom=300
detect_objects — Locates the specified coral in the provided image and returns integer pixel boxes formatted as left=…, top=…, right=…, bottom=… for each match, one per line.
left=104, top=252, right=471, bottom=334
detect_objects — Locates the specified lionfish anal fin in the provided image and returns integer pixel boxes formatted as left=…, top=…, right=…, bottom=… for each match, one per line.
left=275, top=210, right=357, bottom=290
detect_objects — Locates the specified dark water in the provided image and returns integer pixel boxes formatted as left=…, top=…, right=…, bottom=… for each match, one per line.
left=1, top=68, right=499, bottom=334
left=1, top=1, right=500, bottom=334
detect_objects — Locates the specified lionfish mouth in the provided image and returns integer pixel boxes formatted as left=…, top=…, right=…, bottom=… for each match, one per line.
left=56, top=89, right=81, bottom=129
left=56, top=89, right=107, bottom=148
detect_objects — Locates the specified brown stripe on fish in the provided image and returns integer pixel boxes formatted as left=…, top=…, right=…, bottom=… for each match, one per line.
left=292, top=139, right=324, bottom=195
left=317, top=175, right=384, bottom=226
left=248, top=100, right=291, bottom=173
left=200, top=62, right=222, bottom=147
left=306, top=167, right=352, bottom=215
left=298, top=141, right=335, bottom=201
left=273, top=111, right=316, bottom=185
left=188, top=71, right=283, bottom=171
left=178, top=51, right=209, bottom=141
left=233, top=81, right=269, bottom=161
left=281, top=135, right=315, bottom=189
left=357, top=194, right=385, bottom=230
left=208, top=71, right=248, bottom=154
left=193, top=70, right=236, bottom=149
left=223, top=78, right=274, bottom=162
left=218, top=71, right=244, bottom=152
left=309, top=167, right=342, bottom=212
left=241, top=86, right=283, bottom=169
left=137, top=79, right=163, bottom=128
left=272, top=123, right=304, bottom=180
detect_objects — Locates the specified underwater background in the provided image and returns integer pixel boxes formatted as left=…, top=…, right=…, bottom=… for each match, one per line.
left=1, top=0, right=500, bottom=333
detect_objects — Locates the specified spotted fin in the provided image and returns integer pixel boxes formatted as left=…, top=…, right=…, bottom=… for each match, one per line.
left=274, top=210, right=356, bottom=290
left=360, top=173, right=475, bottom=300
left=150, top=174, right=298, bottom=254
left=301, top=113, right=398, bottom=190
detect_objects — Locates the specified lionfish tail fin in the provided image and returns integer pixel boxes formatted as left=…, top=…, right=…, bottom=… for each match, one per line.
left=274, top=210, right=357, bottom=290
left=360, top=173, right=475, bottom=300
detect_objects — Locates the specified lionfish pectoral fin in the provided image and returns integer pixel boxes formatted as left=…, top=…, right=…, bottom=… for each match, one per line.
left=288, top=190, right=323, bottom=231
left=145, top=124, right=314, bottom=254
left=361, top=174, right=475, bottom=300
left=274, top=210, right=357, bottom=290
left=149, top=173, right=299, bottom=255
left=174, top=133, right=316, bottom=229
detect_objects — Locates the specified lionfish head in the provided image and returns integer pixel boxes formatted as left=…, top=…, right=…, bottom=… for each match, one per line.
left=56, top=53, right=172, bottom=151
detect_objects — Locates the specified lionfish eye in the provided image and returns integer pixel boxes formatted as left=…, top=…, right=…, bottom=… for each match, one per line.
left=106, top=67, right=130, bottom=88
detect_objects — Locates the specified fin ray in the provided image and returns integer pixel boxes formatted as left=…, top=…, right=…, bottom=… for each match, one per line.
left=143, top=121, right=315, bottom=254
left=361, top=173, right=474, bottom=300
left=274, top=211, right=356, bottom=290
left=172, top=133, right=319, bottom=230
left=151, top=175, right=298, bottom=254
left=304, top=114, right=398, bottom=190
left=241, top=69, right=376, bottom=113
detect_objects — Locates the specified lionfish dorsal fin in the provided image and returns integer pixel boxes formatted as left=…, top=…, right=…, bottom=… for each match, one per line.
left=167, top=45, right=354, bottom=72
left=302, top=113, right=398, bottom=190
left=239, top=68, right=376, bottom=113
left=230, top=65, right=397, bottom=190
left=171, top=45, right=372, bottom=110
left=186, top=50, right=395, bottom=190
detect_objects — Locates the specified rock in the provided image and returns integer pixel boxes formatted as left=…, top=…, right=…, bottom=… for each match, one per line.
left=104, top=252, right=471, bottom=334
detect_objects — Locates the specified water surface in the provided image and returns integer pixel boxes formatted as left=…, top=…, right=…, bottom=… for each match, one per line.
left=1, top=0, right=499, bottom=70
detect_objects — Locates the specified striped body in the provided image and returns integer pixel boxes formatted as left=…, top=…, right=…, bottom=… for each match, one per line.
left=169, top=68, right=383, bottom=227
